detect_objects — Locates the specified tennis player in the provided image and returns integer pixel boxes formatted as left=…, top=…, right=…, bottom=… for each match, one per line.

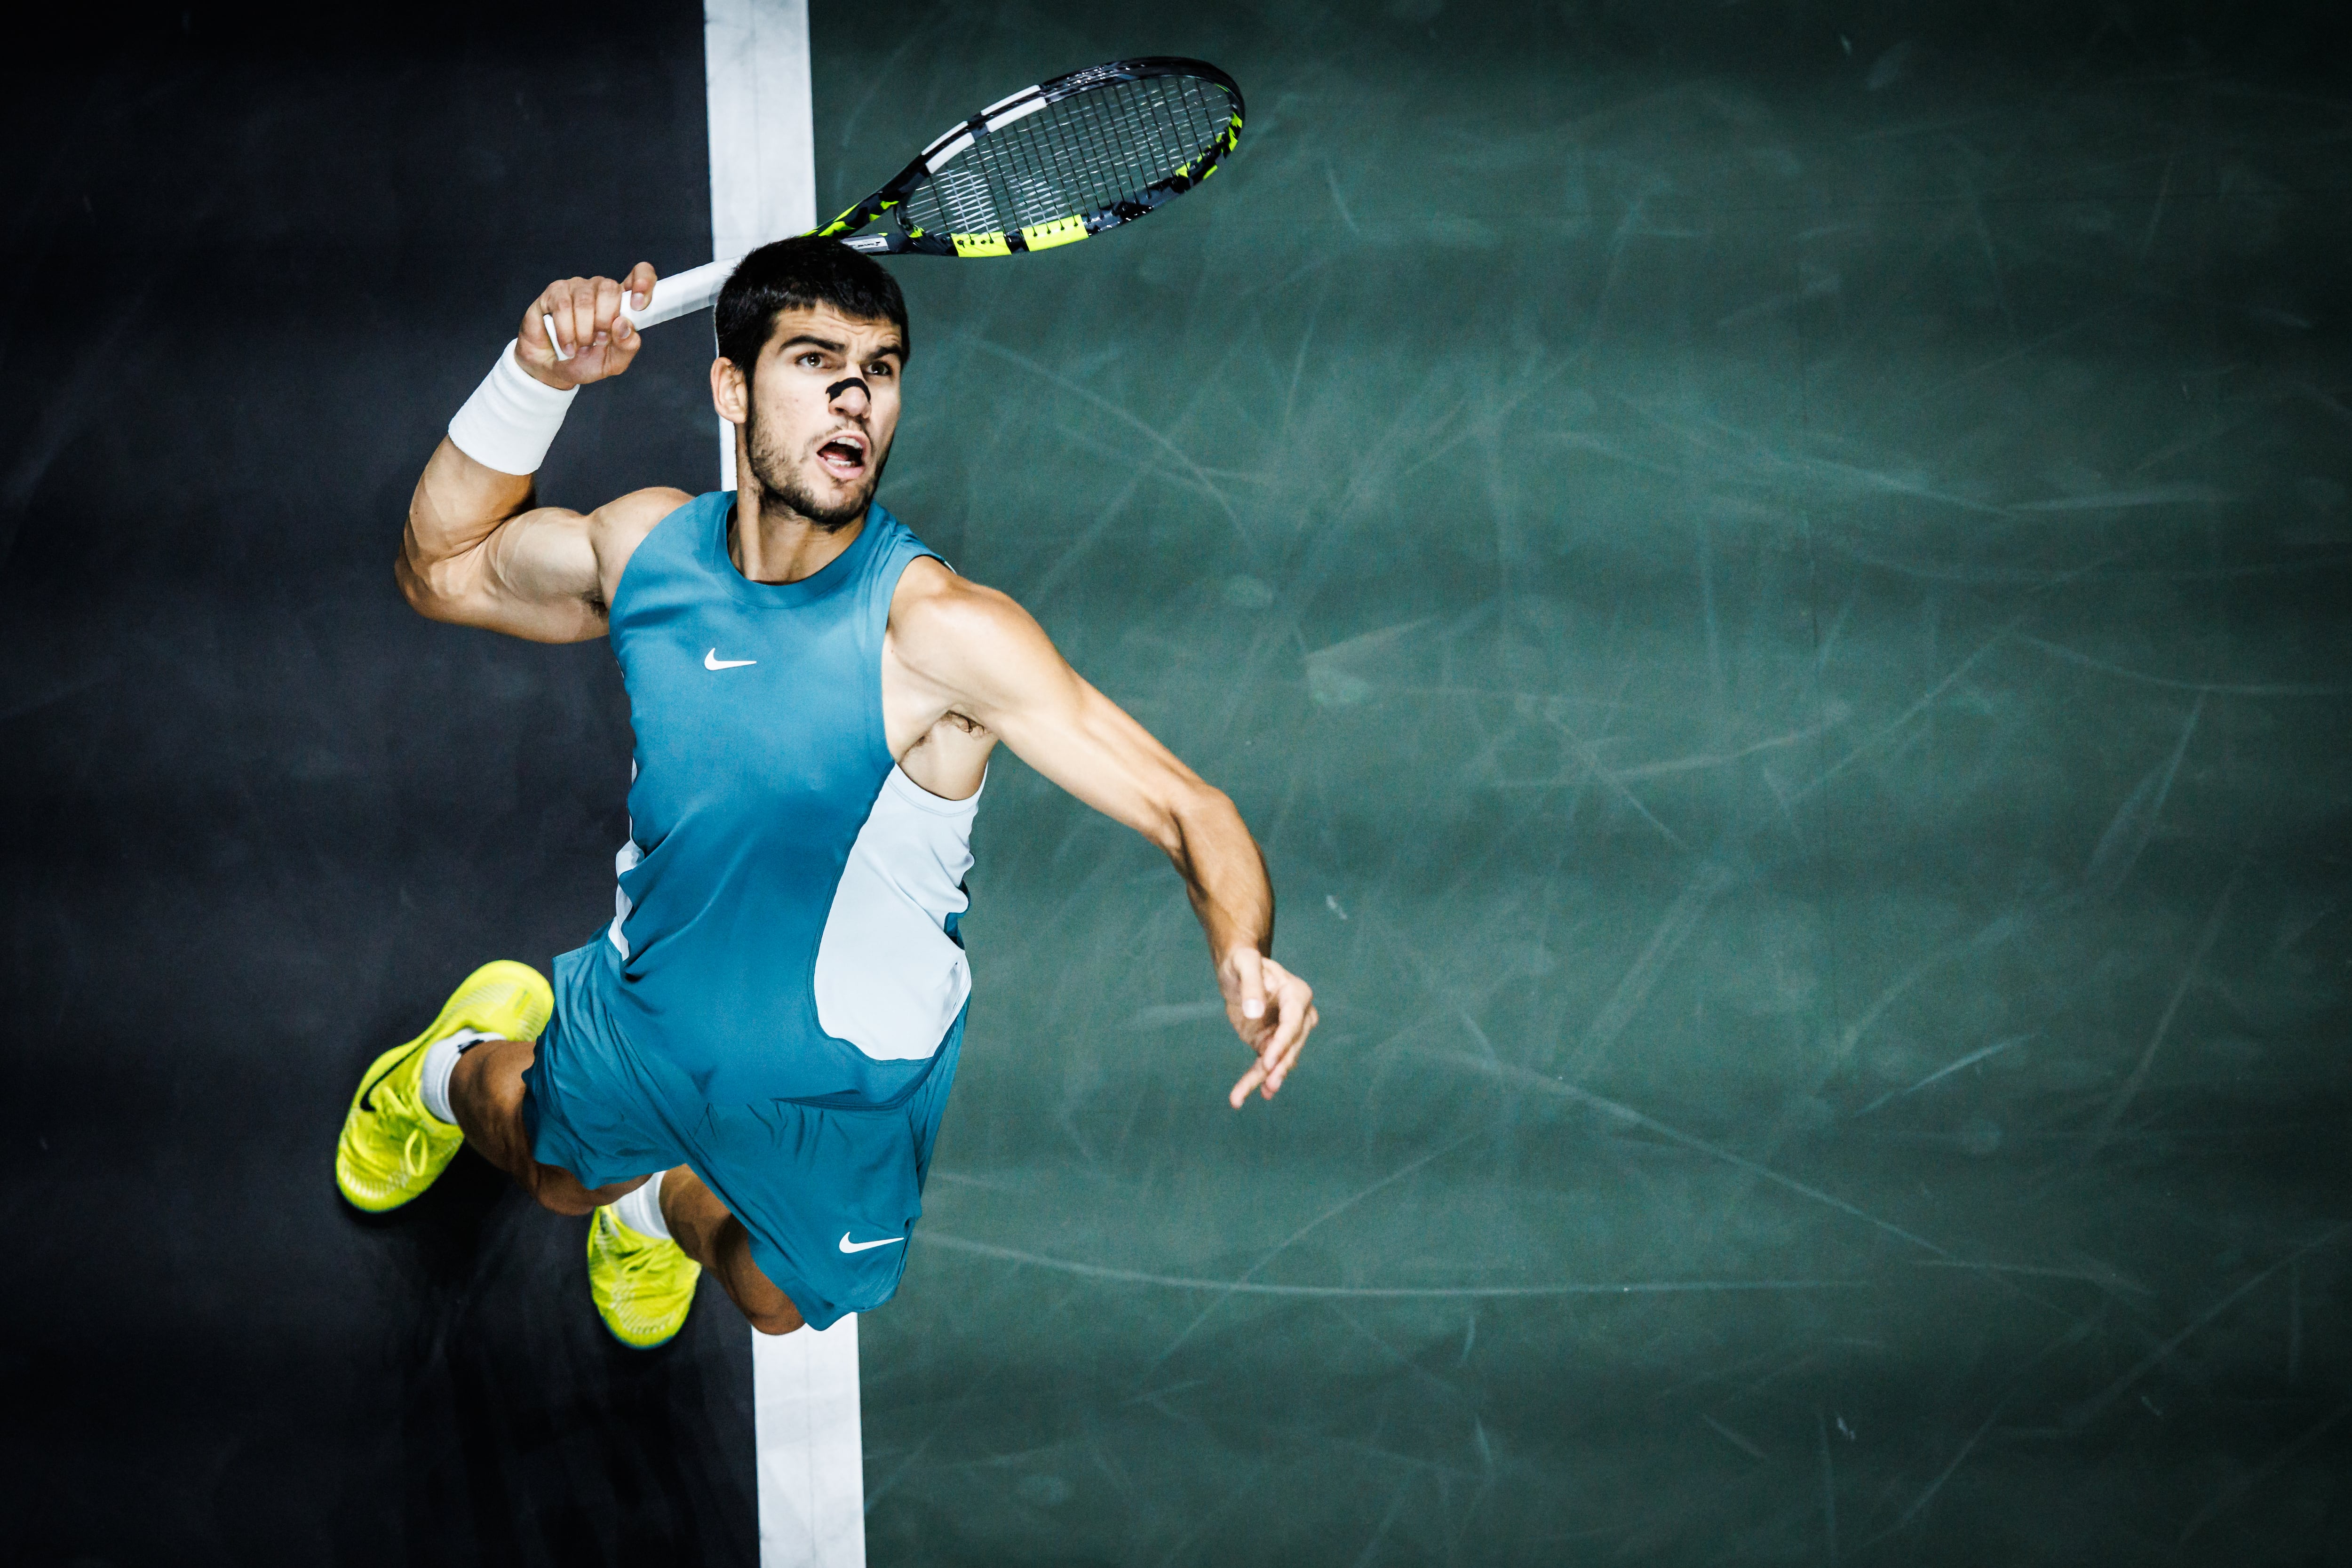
left=332, top=238, right=1316, bottom=1345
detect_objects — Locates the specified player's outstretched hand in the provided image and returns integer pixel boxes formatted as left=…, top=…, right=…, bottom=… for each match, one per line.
left=517, top=263, right=658, bottom=389
left=1221, top=947, right=1318, bottom=1108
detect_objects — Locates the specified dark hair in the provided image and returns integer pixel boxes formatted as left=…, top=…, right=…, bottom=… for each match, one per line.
left=714, top=236, right=910, bottom=375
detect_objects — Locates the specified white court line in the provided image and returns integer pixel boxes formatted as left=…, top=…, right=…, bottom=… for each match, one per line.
left=700, top=4, right=862, bottom=1564
left=705, top=0, right=816, bottom=493
left=756, top=1313, right=866, bottom=1567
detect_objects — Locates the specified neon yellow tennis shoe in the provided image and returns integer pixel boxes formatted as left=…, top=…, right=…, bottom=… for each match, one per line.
left=334, top=959, right=553, bottom=1213
left=588, top=1203, right=703, bottom=1349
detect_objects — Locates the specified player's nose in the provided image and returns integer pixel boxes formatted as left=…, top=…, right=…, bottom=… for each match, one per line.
left=825, top=376, right=871, bottom=414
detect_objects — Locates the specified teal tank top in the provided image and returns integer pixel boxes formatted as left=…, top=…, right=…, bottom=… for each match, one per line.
left=594, top=492, right=958, bottom=1106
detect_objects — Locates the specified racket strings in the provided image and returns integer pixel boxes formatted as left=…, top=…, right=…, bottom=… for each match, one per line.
left=905, top=74, right=1233, bottom=238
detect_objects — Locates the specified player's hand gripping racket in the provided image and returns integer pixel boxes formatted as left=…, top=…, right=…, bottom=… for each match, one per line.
left=545, top=56, right=1243, bottom=358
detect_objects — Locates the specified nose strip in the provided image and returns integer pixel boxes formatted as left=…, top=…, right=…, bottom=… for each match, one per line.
left=826, top=377, right=868, bottom=402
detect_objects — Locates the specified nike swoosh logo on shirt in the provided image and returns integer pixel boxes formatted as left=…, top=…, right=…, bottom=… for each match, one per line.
left=839, top=1232, right=905, bottom=1254
left=705, top=649, right=756, bottom=670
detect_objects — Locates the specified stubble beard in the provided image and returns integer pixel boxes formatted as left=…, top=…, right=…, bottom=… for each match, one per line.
left=744, top=403, right=886, bottom=531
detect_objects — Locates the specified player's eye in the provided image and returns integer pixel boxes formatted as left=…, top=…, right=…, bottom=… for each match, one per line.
left=797, top=352, right=824, bottom=368
left=867, top=361, right=895, bottom=379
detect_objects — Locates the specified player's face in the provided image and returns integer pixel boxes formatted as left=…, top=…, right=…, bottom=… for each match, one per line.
left=740, top=304, right=906, bottom=529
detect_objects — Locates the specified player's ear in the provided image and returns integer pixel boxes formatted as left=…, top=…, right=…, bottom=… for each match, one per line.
left=710, top=357, right=750, bottom=424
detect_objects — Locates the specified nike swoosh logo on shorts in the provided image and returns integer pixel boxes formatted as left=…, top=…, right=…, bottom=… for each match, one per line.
left=839, top=1232, right=905, bottom=1253
left=705, top=648, right=756, bottom=670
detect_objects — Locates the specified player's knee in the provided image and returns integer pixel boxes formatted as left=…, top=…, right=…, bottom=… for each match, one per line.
left=747, top=1302, right=806, bottom=1337
left=524, top=1167, right=597, bottom=1217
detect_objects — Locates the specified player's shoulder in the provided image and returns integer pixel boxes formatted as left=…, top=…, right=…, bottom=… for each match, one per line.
left=589, top=486, right=697, bottom=542
left=889, top=556, right=1045, bottom=655
left=574, top=487, right=696, bottom=609
left=584, top=486, right=696, bottom=572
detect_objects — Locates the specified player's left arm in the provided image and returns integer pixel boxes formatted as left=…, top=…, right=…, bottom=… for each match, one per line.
left=889, top=564, right=1318, bottom=1107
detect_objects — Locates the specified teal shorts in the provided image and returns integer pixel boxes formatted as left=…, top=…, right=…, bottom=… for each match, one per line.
left=521, top=937, right=963, bottom=1331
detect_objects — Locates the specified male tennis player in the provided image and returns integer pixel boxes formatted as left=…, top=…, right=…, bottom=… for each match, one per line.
left=334, top=238, right=1317, bottom=1345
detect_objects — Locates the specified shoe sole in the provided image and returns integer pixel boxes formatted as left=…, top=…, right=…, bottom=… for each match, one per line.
left=335, top=959, right=554, bottom=1213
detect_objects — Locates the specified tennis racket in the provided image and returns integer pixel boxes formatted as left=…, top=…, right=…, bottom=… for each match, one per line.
left=546, top=56, right=1243, bottom=358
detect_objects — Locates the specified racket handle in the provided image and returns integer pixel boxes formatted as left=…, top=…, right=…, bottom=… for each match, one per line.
left=626, top=257, right=739, bottom=330
left=540, top=256, right=744, bottom=361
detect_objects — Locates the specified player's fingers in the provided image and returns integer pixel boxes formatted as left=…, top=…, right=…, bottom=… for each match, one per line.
left=546, top=280, right=577, bottom=359
left=1257, top=957, right=1307, bottom=1033
left=1226, top=945, right=1267, bottom=1030
left=1263, top=1006, right=1311, bottom=1088
left=592, top=276, right=624, bottom=346
left=522, top=295, right=558, bottom=358
left=530, top=281, right=572, bottom=357
left=624, top=261, right=657, bottom=314
left=603, top=313, right=640, bottom=373
left=1250, top=962, right=1312, bottom=1088
left=537, top=282, right=573, bottom=358
left=541, top=281, right=570, bottom=356
left=567, top=279, right=601, bottom=360
left=1229, top=1056, right=1268, bottom=1109
left=1255, top=972, right=1306, bottom=1060
left=1265, top=1003, right=1318, bottom=1094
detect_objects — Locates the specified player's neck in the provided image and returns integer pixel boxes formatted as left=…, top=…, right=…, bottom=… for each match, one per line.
left=727, top=489, right=865, bottom=585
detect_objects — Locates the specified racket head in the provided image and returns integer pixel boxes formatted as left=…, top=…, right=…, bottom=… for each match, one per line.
left=821, top=57, right=1245, bottom=258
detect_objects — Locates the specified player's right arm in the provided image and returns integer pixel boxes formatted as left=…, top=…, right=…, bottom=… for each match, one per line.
left=399, top=265, right=686, bottom=643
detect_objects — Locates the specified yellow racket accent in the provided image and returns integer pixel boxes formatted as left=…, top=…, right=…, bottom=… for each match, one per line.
left=819, top=197, right=898, bottom=239
left=952, top=231, right=1013, bottom=258
left=1019, top=215, right=1090, bottom=251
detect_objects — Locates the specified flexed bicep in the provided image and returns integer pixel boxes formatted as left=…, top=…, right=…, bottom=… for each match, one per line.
left=400, top=467, right=688, bottom=644
left=399, top=452, right=603, bottom=642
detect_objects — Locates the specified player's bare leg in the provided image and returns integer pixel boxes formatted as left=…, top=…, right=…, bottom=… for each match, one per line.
left=660, top=1168, right=806, bottom=1336
left=445, top=1038, right=647, bottom=1214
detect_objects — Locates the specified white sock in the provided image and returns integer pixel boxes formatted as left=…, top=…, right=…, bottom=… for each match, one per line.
left=613, top=1169, right=672, bottom=1241
left=418, top=1028, right=493, bottom=1124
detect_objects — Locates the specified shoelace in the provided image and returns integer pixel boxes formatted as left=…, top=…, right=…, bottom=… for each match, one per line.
left=604, top=1217, right=695, bottom=1291
left=362, top=1073, right=450, bottom=1183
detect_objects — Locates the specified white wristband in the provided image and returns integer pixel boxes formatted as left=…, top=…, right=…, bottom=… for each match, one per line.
left=447, top=340, right=576, bottom=476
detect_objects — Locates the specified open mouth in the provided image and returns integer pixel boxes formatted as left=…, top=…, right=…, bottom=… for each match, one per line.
left=815, top=431, right=869, bottom=481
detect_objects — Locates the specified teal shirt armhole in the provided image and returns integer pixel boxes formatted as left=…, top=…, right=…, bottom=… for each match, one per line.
left=610, top=489, right=726, bottom=629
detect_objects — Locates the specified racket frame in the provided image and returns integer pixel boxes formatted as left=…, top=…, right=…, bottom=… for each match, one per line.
left=548, top=56, right=1243, bottom=356
left=821, top=55, right=1246, bottom=260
